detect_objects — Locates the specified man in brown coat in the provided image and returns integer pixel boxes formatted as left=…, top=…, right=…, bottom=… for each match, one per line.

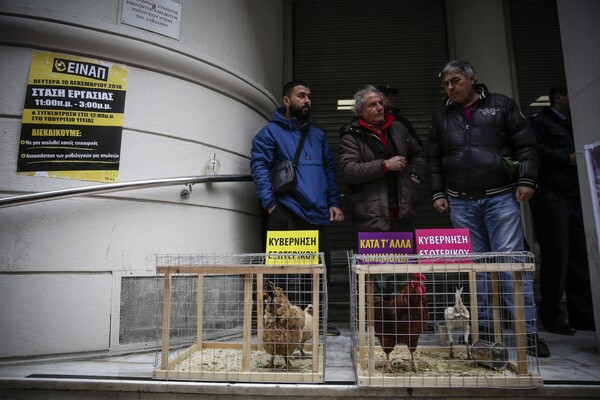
left=339, top=85, right=425, bottom=299
left=339, top=85, right=425, bottom=233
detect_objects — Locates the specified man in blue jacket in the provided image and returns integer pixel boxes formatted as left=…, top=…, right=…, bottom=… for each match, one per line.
left=250, top=80, right=344, bottom=335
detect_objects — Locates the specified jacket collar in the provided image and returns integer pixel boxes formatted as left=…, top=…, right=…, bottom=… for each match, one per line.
left=272, top=106, right=313, bottom=132
left=549, top=107, right=569, bottom=122
left=541, top=106, right=571, bottom=127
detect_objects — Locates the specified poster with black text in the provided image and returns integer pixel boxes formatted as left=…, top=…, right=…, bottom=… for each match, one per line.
left=17, top=51, right=128, bottom=182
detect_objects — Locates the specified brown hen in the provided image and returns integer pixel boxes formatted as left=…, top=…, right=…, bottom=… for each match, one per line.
left=262, top=281, right=305, bottom=369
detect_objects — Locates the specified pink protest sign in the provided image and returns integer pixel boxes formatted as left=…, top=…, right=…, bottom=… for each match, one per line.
left=358, top=231, right=414, bottom=263
left=415, top=228, right=472, bottom=256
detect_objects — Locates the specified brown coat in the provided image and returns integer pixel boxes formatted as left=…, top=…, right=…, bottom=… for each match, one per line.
left=339, top=118, right=425, bottom=231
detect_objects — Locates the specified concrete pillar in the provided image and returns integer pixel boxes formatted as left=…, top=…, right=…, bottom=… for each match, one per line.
left=0, top=0, right=283, bottom=359
left=445, top=0, right=517, bottom=99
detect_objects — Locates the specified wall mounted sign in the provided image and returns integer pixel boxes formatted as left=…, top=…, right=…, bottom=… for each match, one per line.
left=17, top=51, right=128, bottom=182
left=121, top=0, right=182, bottom=40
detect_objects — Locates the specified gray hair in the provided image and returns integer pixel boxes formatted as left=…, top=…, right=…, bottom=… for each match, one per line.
left=351, top=85, right=383, bottom=116
left=440, top=60, right=477, bottom=81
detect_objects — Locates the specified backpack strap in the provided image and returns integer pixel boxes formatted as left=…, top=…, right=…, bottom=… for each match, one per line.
left=292, top=126, right=308, bottom=167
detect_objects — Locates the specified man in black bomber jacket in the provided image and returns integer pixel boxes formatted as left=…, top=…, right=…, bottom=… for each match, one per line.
left=426, top=60, right=549, bottom=357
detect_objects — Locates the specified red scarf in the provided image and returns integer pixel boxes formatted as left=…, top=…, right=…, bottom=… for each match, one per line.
left=358, top=114, right=395, bottom=150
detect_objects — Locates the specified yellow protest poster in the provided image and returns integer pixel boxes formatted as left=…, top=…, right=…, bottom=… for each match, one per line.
left=265, top=230, right=319, bottom=265
left=17, top=51, right=128, bottom=182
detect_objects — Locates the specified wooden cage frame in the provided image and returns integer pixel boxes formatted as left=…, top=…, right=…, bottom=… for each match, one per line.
left=153, top=260, right=325, bottom=383
left=352, top=256, right=544, bottom=388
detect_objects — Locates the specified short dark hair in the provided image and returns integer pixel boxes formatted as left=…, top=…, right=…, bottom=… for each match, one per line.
left=549, top=82, right=568, bottom=106
left=282, top=80, right=310, bottom=98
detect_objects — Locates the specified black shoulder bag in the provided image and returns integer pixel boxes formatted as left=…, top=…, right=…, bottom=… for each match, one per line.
left=270, top=130, right=307, bottom=195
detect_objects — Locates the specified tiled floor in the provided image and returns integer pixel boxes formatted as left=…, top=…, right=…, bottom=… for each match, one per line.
left=534, top=329, right=600, bottom=383
left=0, top=326, right=598, bottom=385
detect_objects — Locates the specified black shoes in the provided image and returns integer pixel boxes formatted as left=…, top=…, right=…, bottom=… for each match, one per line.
left=527, top=333, right=550, bottom=358
left=571, top=318, right=596, bottom=331
left=542, top=319, right=577, bottom=335
left=572, top=323, right=595, bottom=331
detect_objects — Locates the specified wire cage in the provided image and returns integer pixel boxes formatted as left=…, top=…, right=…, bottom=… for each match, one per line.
left=348, top=251, right=543, bottom=388
left=153, top=253, right=327, bottom=383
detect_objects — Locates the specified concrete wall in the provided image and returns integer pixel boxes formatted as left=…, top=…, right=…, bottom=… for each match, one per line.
left=557, top=0, right=600, bottom=347
left=0, top=0, right=283, bottom=359
left=445, top=0, right=517, bottom=99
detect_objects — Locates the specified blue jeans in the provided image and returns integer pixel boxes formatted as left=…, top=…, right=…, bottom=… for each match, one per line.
left=449, top=192, right=537, bottom=334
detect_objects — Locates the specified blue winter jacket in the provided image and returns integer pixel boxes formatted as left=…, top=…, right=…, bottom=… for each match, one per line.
left=250, top=107, right=342, bottom=226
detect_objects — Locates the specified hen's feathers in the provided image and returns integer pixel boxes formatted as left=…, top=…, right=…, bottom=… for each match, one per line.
left=373, top=272, right=429, bottom=372
left=263, top=282, right=305, bottom=369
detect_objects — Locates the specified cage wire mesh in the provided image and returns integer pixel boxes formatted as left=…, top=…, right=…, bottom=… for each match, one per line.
left=348, top=251, right=542, bottom=388
left=153, top=253, right=327, bottom=383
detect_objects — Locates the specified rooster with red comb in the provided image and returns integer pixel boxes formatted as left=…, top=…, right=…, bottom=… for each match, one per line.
left=373, top=272, right=429, bottom=373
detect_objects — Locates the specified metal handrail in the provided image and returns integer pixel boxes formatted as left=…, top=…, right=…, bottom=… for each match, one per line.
left=0, top=174, right=253, bottom=209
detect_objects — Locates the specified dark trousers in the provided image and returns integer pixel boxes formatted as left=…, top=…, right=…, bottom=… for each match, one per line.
left=267, top=204, right=331, bottom=306
left=530, top=188, right=594, bottom=328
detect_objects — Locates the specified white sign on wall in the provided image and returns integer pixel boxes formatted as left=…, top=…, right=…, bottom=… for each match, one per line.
left=121, top=0, right=182, bottom=40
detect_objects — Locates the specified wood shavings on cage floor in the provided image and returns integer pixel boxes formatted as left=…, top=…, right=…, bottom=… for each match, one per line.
left=176, top=348, right=317, bottom=373
left=154, top=344, right=324, bottom=383
left=355, top=347, right=543, bottom=388
left=367, top=347, right=508, bottom=377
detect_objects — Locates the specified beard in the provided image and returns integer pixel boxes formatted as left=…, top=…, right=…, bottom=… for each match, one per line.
left=289, top=102, right=310, bottom=120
